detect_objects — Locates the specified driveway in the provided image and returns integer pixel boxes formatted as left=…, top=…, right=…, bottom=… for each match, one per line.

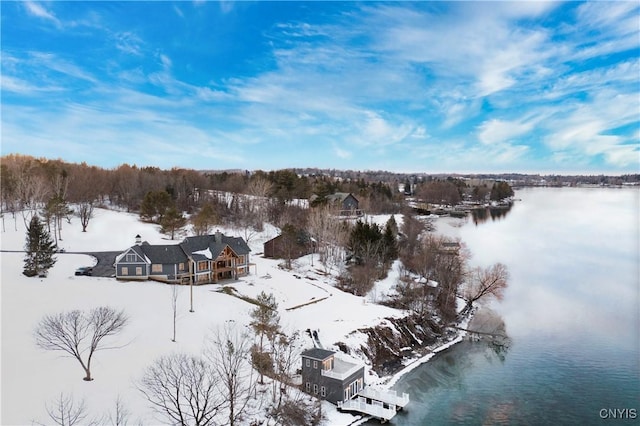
left=80, top=251, right=121, bottom=277
left=0, top=250, right=121, bottom=278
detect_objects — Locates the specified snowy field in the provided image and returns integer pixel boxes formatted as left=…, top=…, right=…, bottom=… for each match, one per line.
left=1, top=208, right=411, bottom=425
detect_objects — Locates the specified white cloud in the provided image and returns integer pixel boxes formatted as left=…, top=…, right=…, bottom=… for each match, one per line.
left=543, top=91, right=639, bottom=168
left=478, top=119, right=534, bottom=146
left=24, top=1, right=60, bottom=26
left=334, top=146, right=352, bottom=159
left=113, top=32, right=144, bottom=56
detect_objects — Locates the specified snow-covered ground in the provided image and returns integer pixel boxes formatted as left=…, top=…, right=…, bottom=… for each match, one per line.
left=0, top=208, right=410, bottom=425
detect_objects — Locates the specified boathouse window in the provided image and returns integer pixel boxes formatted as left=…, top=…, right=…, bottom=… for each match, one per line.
left=125, top=254, right=136, bottom=262
left=305, top=382, right=310, bottom=392
left=321, top=386, right=326, bottom=397
left=121, top=267, right=128, bottom=276
left=136, top=267, right=142, bottom=275
left=313, top=384, right=318, bottom=395
left=306, top=359, right=310, bottom=367
left=313, top=361, right=318, bottom=369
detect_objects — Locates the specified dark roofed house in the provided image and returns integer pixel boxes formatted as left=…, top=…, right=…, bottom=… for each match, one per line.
left=115, top=230, right=251, bottom=284
left=300, top=348, right=409, bottom=421
left=310, top=192, right=361, bottom=216
left=263, top=228, right=315, bottom=260
left=301, top=348, right=364, bottom=405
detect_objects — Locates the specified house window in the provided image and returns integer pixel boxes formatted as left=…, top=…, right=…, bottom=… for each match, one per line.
left=238, top=255, right=245, bottom=264
left=321, top=386, right=326, bottom=397
left=313, top=361, right=318, bottom=369
left=313, top=384, right=318, bottom=395
left=152, top=264, right=162, bottom=273
left=178, top=263, right=185, bottom=271
left=305, top=382, right=310, bottom=392
left=125, top=254, right=136, bottom=262
left=121, top=267, right=128, bottom=276
left=198, top=261, right=208, bottom=271
left=305, top=359, right=310, bottom=368
left=136, top=267, right=142, bottom=275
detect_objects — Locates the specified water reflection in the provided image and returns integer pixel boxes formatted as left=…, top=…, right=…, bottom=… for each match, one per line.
left=470, top=204, right=513, bottom=225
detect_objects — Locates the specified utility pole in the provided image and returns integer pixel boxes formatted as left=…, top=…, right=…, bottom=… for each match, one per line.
left=189, top=261, right=194, bottom=313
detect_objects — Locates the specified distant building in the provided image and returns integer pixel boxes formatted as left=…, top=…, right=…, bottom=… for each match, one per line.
left=114, top=231, right=251, bottom=284
left=309, top=192, right=361, bottom=216
left=263, top=228, right=315, bottom=260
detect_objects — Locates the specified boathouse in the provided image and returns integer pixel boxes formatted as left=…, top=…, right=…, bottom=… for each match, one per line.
left=300, top=348, right=409, bottom=422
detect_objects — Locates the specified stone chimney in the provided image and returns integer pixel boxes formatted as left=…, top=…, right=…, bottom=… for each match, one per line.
left=135, top=234, right=142, bottom=245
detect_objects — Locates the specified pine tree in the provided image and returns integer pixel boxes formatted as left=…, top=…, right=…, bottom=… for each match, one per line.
left=160, top=207, right=186, bottom=240
left=250, top=291, right=280, bottom=384
left=23, top=215, right=57, bottom=277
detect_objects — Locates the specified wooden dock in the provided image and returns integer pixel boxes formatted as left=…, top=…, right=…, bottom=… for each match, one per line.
left=337, top=388, right=409, bottom=423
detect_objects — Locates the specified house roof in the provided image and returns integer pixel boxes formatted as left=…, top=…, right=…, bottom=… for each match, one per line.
left=263, top=228, right=313, bottom=246
left=301, top=348, right=335, bottom=361
left=327, top=192, right=357, bottom=203
left=140, top=244, right=188, bottom=264
left=180, top=233, right=251, bottom=259
left=116, top=232, right=250, bottom=266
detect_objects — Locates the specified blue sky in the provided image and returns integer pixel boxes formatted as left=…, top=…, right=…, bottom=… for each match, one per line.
left=1, top=1, right=639, bottom=174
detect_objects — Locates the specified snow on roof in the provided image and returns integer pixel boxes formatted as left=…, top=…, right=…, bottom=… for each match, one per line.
left=193, top=248, right=213, bottom=259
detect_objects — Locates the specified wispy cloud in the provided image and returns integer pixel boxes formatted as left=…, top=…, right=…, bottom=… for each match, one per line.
left=24, top=1, right=60, bottom=26
left=2, top=2, right=638, bottom=173
left=478, top=119, right=535, bottom=146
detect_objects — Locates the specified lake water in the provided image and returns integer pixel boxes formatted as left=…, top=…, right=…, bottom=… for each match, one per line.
left=389, top=187, right=639, bottom=425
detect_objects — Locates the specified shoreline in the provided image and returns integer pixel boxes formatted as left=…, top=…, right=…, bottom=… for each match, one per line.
left=348, top=313, right=473, bottom=426
left=383, top=313, right=472, bottom=390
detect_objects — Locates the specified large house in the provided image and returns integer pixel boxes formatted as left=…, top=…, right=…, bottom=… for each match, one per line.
left=115, top=231, right=251, bottom=284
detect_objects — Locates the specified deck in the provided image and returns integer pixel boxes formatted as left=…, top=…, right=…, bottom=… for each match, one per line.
left=357, top=387, right=410, bottom=409
left=337, top=388, right=410, bottom=423
left=338, top=397, right=397, bottom=422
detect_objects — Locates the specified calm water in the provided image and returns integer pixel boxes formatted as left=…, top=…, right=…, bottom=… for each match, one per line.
left=389, top=188, right=640, bottom=425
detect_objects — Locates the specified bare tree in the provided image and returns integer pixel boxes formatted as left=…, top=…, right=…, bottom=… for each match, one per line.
left=308, top=205, right=348, bottom=273
left=37, top=393, right=94, bottom=426
left=77, top=201, right=95, bottom=232
left=207, top=324, right=255, bottom=426
left=247, top=176, right=272, bottom=225
left=138, top=353, right=223, bottom=426
left=106, top=395, right=132, bottom=426
left=34, top=306, right=128, bottom=381
left=269, top=331, right=300, bottom=409
left=460, top=263, right=509, bottom=316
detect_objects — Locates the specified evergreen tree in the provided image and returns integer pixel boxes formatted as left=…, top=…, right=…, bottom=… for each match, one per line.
left=249, top=291, right=280, bottom=384
left=382, top=219, right=398, bottom=263
left=490, top=181, right=515, bottom=201
left=160, top=207, right=186, bottom=240
left=23, top=215, right=57, bottom=277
